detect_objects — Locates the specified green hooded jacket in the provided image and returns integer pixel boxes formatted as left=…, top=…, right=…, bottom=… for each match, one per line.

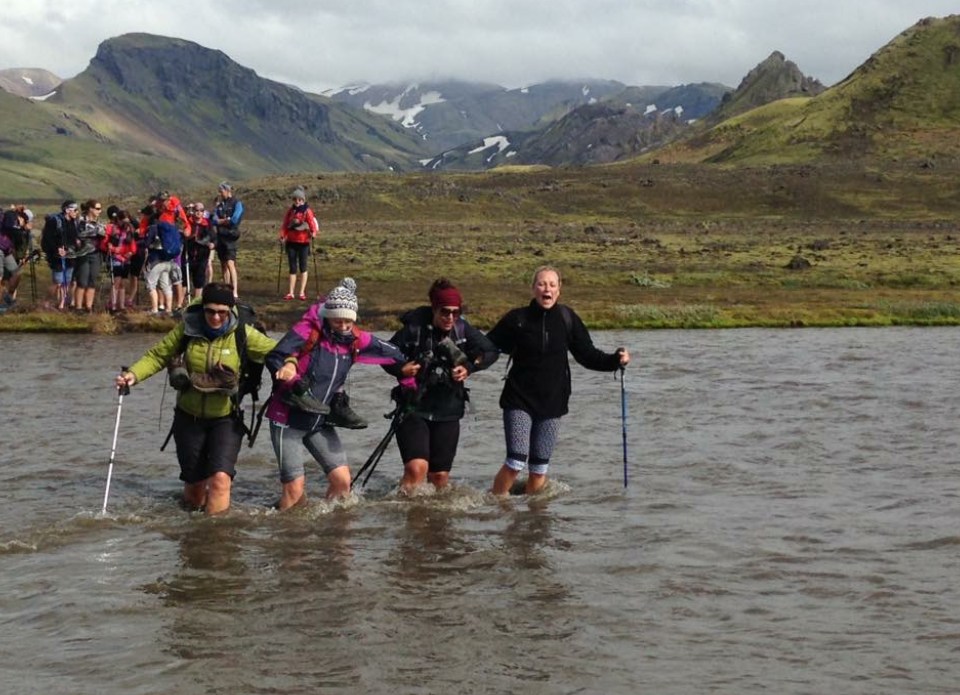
left=128, top=306, right=277, bottom=419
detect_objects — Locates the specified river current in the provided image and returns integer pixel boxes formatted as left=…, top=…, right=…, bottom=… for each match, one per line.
left=1, top=327, right=958, bottom=694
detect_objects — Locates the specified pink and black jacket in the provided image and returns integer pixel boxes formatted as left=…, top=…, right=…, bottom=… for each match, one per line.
left=264, top=302, right=407, bottom=431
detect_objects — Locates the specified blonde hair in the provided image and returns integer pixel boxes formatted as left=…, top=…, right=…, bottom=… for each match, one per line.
left=531, top=265, right=562, bottom=286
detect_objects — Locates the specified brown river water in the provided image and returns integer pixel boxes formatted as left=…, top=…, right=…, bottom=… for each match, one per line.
left=1, top=328, right=958, bottom=694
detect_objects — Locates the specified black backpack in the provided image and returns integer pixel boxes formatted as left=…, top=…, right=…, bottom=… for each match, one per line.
left=234, top=302, right=268, bottom=413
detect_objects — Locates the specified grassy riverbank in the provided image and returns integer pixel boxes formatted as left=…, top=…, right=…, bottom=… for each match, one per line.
left=4, top=161, right=960, bottom=333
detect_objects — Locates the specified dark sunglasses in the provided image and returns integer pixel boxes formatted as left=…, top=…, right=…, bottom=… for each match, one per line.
left=438, top=307, right=461, bottom=317
left=203, top=308, right=231, bottom=318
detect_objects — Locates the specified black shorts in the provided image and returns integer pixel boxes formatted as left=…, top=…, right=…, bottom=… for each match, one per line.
left=395, top=416, right=460, bottom=473
left=129, top=249, right=146, bottom=277
left=172, top=408, right=244, bottom=483
left=286, top=242, right=310, bottom=274
left=216, top=238, right=238, bottom=262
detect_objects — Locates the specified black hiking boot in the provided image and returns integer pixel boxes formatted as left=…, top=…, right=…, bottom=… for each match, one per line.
left=281, top=381, right=330, bottom=414
left=324, top=392, right=367, bottom=429
left=435, top=336, right=469, bottom=368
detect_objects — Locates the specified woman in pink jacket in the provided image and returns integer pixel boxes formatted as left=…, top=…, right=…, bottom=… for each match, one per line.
left=265, top=278, right=416, bottom=508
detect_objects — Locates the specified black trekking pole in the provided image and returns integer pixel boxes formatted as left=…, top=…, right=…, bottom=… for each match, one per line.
left=310, top=238, right=320, bottom=298
left=276, top=239, right=284, bottom=295
left=28, top=256, right=37, bottom=303
left=97, top=256, right=111, bottom=312
left=620, top=366, right=628, bottom=488
left=102, top=369, right=131, bottom=515
left=351, top=407, right=403, bottom=490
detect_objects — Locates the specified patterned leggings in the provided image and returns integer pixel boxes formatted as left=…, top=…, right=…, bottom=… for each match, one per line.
left=503, top=409, right=562, bottom=475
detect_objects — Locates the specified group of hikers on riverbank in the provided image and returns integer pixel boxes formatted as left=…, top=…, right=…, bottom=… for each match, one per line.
left=0, top=181, right=246, bottom=316
left=112, top=265, right=631, bottom=514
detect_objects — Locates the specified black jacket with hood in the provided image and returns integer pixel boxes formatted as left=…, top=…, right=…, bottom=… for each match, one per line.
left=383, top=305, right=499, bottom=422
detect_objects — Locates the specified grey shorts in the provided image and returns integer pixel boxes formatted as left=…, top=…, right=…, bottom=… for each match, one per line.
left=1, top=250, right=18, bottom=279
left=73, top=252, right=101, bottom=289
left=146, top=260, right=173, bottom=293
left=269, top=421, right=347, bottom=482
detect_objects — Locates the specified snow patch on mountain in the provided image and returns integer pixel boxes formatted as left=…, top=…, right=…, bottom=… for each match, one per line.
left=364, top=87, right=446, bottom=128
left=468, top=135, right=510, bottom=155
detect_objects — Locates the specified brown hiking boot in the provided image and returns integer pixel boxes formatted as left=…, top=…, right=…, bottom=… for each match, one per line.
left=190, top=363, right=239, bottom=395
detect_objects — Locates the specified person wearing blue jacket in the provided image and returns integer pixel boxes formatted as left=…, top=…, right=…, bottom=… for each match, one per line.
left=212, top=181, right=244, bottom=299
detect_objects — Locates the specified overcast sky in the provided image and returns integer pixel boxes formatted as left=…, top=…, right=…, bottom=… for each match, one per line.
left=2, top=1, right=956, bottom=92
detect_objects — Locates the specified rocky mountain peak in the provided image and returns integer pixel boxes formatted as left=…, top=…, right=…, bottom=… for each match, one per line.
left=711, top=51, right=825, bottom=122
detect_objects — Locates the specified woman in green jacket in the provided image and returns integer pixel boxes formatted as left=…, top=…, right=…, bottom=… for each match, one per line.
left=115, top=283, right=276, bottom=514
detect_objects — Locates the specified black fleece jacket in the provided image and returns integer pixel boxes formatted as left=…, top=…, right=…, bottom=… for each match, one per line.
left=486, top=301, right=622, bottom=418
left=383, top=305, right=499, bottom=421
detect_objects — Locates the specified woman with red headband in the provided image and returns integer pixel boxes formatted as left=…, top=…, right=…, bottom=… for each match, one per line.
left=383, top=278, right=499, bottom=494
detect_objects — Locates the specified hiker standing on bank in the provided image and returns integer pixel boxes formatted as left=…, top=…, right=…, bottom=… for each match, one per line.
left=115, top=283, right=276, bottom=515
left=0, top=206, right=33, bottom=312
left=383, top=278, right=499, bottom=494
left=486, top=266, right=630, bottom=496
left=105, top=209, right=137, bottom=313
left=73, top=200, right=106, bottom=313
left=40, top=200, right=81, bottom=310
left=153, top=191, right=192, bottom=313
left=212, top=181, right=243, bottom=299
left=279, top=187, right=319, bottom=301
left=264, top=277, right=412, bottom=508
left=186, top=202, right=213, bottom=298
left=143, top=221, right=179, bottom=315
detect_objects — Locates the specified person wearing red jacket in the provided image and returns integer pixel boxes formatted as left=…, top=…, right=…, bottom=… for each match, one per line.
left=105, top=209, right=138, bottom=312
left=279, top=188, right=319, bottom=301
left=186, top=202, right=214, bottom=299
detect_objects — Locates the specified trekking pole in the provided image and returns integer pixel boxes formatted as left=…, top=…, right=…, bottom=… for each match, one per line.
left=620, top=366, right=628, bottom=488
left=28, top=256, right=37, bottom=303
left=311, top=237, right=320, bottom=298
left=184, top=250, right=192, bottom=298
left=59, top=256, right=68, bottom=309
left=97, top=257, right=110, bottom=311
left=102, top=369, right=131, bottom=515
left=276, top=239, right=284, bottom=294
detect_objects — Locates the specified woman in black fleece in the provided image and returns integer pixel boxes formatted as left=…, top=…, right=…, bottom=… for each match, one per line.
left=486, top=266, right=630, bottom=495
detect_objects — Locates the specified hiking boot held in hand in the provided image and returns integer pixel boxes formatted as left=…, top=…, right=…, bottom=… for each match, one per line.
left=190, top=363, right=239, bottom=395
left=167, top=354, right=191, bottom=391
left=435, top=336, right=469, bottom=368
left=324, top=391, right=367, bottom=429
left=280, top=380, right=330, bottom=414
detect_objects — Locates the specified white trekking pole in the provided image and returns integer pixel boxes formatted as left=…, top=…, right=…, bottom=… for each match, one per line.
left=102, top=370, right=131, bottom=515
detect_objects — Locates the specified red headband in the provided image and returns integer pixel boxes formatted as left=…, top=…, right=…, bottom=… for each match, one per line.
left=430, top=286, right=462, bottom=309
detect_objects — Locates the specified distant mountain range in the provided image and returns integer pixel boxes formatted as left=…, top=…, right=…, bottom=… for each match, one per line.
left=326, top=79, right=731, bottom=170
left=0, top=14, right=955, bottom=196
left=324, top=79, right=728, bottom=154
